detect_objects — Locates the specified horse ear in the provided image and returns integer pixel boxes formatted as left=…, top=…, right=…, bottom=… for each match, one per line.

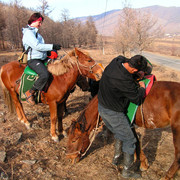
left=75, top=123, right=81, bottom=130
left=72, top=118, right=76, bottom=122
left=75, top=47, right=80, bottom=57
left=66, top=127, right=70, bottom=135
left=75, top=47, right=85, bottom=59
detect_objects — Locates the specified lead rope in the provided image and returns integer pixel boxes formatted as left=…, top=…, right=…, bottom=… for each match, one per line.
left=81, top=113, right=100, bottom=157
left=140, top=103, right=146, bottom=128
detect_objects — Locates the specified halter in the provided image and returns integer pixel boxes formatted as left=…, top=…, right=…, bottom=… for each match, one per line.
left=76, top=58, right=98, bottom=75
left=61, top=48, right=98, bottom=75
left=81, top=113, right=100, bottom=157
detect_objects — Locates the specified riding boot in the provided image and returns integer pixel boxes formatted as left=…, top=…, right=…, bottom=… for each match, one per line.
left=112, top=139, right=123, bottom=166
left=121, top=152, right=141, bottom=179
left=25, top=89, right=36, bottom=105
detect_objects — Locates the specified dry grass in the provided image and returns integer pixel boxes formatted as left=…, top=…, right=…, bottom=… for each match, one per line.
left=0, top=46, right=180, bottom=180
left=148, top=37, right=180, bottom=57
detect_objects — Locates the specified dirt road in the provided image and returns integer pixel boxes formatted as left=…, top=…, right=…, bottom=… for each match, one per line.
left=143, top=51, right=180, bottom=71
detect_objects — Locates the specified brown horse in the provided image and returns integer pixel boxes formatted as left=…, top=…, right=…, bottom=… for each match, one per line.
left=66, top=81, right=180, bottom=180
left=0, top=48, right=103, bottom=142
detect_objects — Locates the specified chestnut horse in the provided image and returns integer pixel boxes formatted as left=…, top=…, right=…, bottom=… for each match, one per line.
left=66, top=81, right=180, bottom=180
left=0, top=48, right=103, bottom=142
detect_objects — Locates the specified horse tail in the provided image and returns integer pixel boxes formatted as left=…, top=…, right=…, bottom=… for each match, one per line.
left=0, top=67, right=16, bottom=114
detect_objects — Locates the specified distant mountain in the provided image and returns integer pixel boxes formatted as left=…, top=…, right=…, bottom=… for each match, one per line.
left=75, top=6, right=180, bottom=36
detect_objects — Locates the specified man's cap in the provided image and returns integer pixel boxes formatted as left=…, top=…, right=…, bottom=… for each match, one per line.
left=128, top=55, right=147, bottom=71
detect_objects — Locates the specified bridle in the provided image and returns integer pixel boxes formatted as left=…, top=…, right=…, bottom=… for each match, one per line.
left=76, top=59, right=98, bottom=75
left=61, top=47, right=99, bottom=75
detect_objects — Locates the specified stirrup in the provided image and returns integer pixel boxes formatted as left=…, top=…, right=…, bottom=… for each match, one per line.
left=25, top=93, right=35, bottom=105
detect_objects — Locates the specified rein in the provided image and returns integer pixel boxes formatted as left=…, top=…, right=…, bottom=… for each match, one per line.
left=81, top=113, right=100, bottom=157
left=140, top=103, right=146, bottom=128
left=61, top=48, right=98, bottom=75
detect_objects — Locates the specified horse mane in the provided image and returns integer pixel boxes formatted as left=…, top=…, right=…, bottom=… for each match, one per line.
left=70, top=96, right=97, bottom=134
left=71, top=110, right=87, bottom=133
left=48, top=50, right=76, bottom=76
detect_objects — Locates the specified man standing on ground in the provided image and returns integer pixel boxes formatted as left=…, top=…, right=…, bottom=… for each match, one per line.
left=98, top=55, right=148, bottom=178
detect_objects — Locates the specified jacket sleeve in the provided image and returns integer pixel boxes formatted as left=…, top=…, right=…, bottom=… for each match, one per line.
left=117, top=80, right=145, bottom=105
left=24, top=30, right=53, bottom=51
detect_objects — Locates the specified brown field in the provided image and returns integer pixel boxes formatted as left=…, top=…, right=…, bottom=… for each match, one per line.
left=148, top=37, right=180, bottom=57
left=0, top=48, right=180, bottom=180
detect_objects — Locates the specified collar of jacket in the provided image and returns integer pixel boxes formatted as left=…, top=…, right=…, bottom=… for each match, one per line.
left=26, top=25, right=38, bottom=33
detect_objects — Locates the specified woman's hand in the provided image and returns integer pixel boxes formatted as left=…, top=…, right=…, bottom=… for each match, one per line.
left=53, top=44, right=61, bottom=50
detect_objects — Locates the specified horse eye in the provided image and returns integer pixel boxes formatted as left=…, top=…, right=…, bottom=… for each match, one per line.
left=88, top=59, right=92, bottom=62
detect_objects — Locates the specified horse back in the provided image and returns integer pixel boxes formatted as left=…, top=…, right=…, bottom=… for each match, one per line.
left=135, top=81, right=180, bottom=128
left=1, top=61, right=25, bottom=89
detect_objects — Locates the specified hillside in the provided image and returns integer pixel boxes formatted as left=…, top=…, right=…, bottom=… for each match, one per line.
left=75, top=6, right=180, bottom=36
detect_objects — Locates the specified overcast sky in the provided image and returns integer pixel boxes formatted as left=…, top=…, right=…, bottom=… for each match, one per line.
left=2, top=0, right=180, bottom=21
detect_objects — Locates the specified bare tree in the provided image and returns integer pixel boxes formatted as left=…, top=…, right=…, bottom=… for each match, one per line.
left=114, top=3, right=163, bottom=56
left=0, top=2, right=98, bottom=50
left=76, top=21, right=86, bottom=47
left=133, top=10, right=163, bottom=52
left=60, top=9, right=72, bottom=48
left=37, top=0, right=52, bottom=17
left=114, top=7, right=136, bottom=56
left=0, top=3, right=6, bottom=49
left=5, top=0, right=29, bottom=49
left=84, top=16, right=98, bottom=47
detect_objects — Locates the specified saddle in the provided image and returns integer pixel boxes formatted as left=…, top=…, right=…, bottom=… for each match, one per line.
left=19, top=66, right=41, bottom=103
left=19, top=62, right=50, bottom=104
left=18, top=50, right=59, bottom=103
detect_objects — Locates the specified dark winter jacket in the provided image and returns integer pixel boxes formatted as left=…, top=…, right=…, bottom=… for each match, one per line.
left=98, top=56, right=145, bottom=113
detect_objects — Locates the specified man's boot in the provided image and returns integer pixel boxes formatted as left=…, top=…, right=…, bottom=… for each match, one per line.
left=112, top=139, right=123, bottom=166
left=121, top=152, right=141, bottom=179
left=25, top=89, right=36, bottom=105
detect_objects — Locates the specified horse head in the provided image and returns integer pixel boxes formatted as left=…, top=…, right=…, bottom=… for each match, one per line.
left=66, top=96, right=100, bottom=163
left=74, top=48, right=103, bottom=81
left=66, top=118, right=90, bottom=164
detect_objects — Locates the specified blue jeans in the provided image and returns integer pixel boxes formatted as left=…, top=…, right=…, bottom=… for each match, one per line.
left=98, top=103, right=136, bottom=155
left=27, top=59, right=50, bottom=91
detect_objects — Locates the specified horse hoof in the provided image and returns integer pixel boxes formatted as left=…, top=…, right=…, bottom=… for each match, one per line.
left=19, top=119, right=31, bottom=129
left=140, top=162, right=149, bottom=171
left=52, top=136, right=59, bottom=142
left=25, top=122, right=31, bottom=129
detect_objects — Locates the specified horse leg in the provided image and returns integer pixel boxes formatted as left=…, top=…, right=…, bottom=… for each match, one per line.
left=163, top=124, right=180, bottom=180
left=49, top=101, right=59, bottom=142
left=132, top=128, right=149, bottom=171
left=57, top=103, right=67, bottom=137
left=139, top=149, right=149, bottom=171
left=9, top=90, right=30, bottom=129
left=64, top=101, right=68, bottom=116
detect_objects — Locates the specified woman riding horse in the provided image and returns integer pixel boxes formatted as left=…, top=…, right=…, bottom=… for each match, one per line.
left=22, top=12, right=61, bottom=105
